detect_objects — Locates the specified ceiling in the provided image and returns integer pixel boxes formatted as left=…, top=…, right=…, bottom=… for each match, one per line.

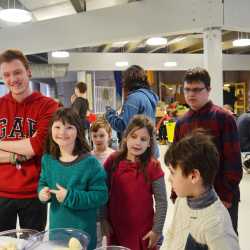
left=68, top=31, right=250, bottom=54
left=0, top=0, right=250, bottom=65
left=0, top=0, right=134, bottom=24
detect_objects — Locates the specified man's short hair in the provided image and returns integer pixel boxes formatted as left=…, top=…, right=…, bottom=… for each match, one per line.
left=183, top=67, right=211, bottom=89
left=75, top=82, right=87, bottom=94
left=0, top=49, right=29, bottom=69
left=165, top=129, right=219, bottom=187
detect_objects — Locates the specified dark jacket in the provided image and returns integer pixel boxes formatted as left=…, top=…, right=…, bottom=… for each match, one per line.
left=72, top=97, right=89, bottom=129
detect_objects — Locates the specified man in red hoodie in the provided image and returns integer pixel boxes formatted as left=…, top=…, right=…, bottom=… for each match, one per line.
left=0, top=49, right=58, bottom=231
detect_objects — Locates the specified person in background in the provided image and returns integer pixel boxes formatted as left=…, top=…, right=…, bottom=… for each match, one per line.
left=0, top=49, right=58, bottom=231
left=237, top=109, right=250, bottom=173
left=38, top=108, right=108, bottom=250
left=165, top=130, right=240, bottom=250
left=173, top=67, right=242, bottom=234
left=91, top=117, right=115, bottom=247
left=223, top=85, right=237, bottom=112
left=103, top=115, right=167, bottom=250
left=156, top=110, right=178, bottom=145
left=105, top=65, right=159, bottom=156
left=71, top=81, right=90, bottom=130
left=91, top=117, right=114, bottom=165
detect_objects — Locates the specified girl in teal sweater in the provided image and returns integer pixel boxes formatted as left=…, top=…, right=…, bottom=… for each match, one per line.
left=38, top=108, right=108, bottom=250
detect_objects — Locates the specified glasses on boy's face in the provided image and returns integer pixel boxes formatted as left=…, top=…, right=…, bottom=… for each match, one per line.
left=183, top=87, right=207, bottom=94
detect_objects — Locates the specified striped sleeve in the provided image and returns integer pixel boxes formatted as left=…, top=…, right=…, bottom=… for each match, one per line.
left=152, top=177, right=167, bottom=234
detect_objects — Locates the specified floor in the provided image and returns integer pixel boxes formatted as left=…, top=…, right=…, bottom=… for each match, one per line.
left=159, top=145, right=249, bottom=250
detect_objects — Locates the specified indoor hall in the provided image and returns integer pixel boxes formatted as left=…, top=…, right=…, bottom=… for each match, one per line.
left=0, top=0, right=249, bottom=250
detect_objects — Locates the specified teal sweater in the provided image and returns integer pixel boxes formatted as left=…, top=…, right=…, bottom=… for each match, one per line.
left=38, top=153, right=108, bottom=250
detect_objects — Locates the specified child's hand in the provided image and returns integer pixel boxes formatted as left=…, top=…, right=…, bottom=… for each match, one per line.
left=39, top=187, right=51, bottom=202
left=101, top=219, right=113, bottom=237
left=50, top=184, right=68, bottom=203
left=143, top=230, right=160, bottom=249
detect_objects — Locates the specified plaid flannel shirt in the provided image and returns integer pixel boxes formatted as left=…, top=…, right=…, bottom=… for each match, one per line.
left=173, top=101, right=242, bottom=203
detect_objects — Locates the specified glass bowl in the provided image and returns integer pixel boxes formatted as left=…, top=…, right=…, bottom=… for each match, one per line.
left=94, top=247, right=131, bottom=250
left=0, top=229, right=39, bottom=250
left=23, top=228, right=89, bottom=250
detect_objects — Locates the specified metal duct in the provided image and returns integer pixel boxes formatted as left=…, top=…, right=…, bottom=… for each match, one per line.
left=30, top=64, right=68, bottom=78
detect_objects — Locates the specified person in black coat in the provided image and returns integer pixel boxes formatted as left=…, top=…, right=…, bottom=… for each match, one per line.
left=71, top=81, right=90, bottom=130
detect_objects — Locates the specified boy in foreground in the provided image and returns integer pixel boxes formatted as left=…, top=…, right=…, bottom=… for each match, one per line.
left=165, top=130, right=240, bottom=250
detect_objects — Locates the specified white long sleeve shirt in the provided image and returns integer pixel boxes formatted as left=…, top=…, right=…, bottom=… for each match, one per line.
left=166, top=195, right=240, bottom=250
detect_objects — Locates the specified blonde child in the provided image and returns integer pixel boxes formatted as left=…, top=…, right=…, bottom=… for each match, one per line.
left=164, top=130, right=240, bottom=250
left=103, top=115, right=167, bottom=250
left=38, top=108, right=108, bottom=250
left=90, top=117, right=114, bottom=247
left=91, top=118, right=114, bottom=164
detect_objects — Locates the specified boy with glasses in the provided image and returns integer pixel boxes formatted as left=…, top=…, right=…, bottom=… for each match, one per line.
left=172, top=67, right=242, bottom=234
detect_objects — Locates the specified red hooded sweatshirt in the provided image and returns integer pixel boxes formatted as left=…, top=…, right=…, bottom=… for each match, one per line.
left=0, top=92, right=58, bottom=199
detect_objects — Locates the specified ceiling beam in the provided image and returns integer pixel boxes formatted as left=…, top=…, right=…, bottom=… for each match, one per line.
left=102, top=44, right=114, bottom=52
left=126, top=41, right=144, bottom=52
left=223, top=46, right=250, bottom=55
left=70, top=0, right=86, bottom=12
left=183, top=42, right=203, bottom=53
left=0, top=0, right=223, bottom=55
left=96, top=44, right=107, bottom=52
left=236, top=47, right=250, bottom=54
left=148, top=46, right=167, bottom=53
left=222, top=31, right=238, bottom=42
left=168, top=37, right=201, bottom=53
left=27, top=54, right=48, bottom=63
left=48, top=52, right=250, bottom=71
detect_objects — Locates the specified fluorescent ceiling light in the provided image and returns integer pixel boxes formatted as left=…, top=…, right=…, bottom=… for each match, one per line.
left=233, top=39, right=250, bottom=47
left=115, top=61, right=128, bottom=67
left=52, top=51, right=70, bottom=58
left=0, top=9, right=32, bottom=23
left=146, top=37, right=167, bottom=46
left=164, top=61, right=177, bottom=67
